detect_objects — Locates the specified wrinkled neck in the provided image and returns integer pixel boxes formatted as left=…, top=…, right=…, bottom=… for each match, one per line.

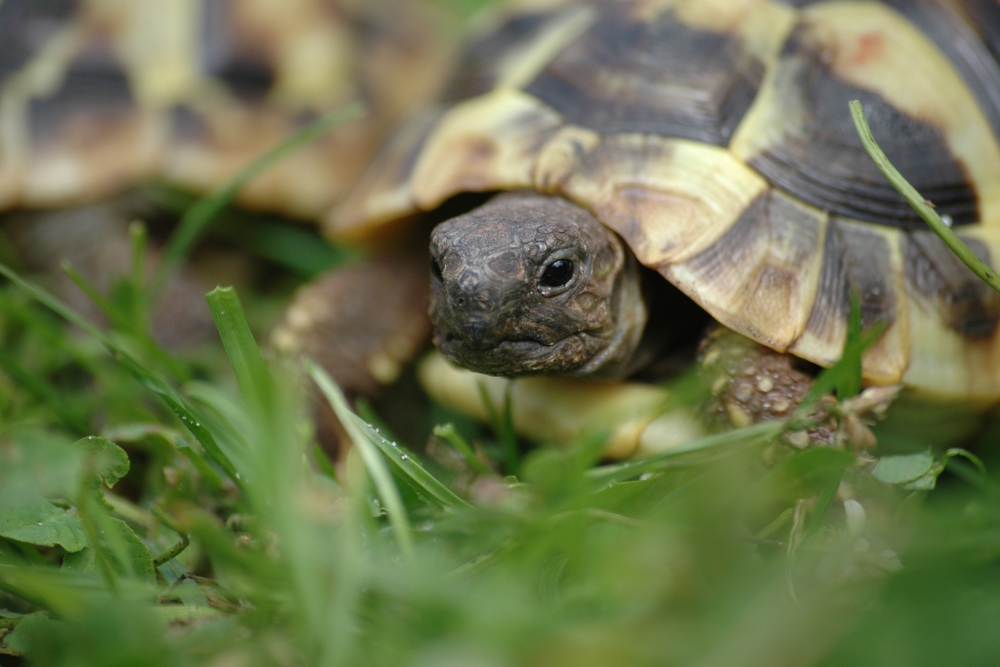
left=571, top=251, right=647, bottom=380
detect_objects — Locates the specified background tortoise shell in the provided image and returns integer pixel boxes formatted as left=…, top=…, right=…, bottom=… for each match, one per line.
left=330, top=0, right=1000, bottom=400
left=0, top=0, right=450, bottom=218
left=0, top=0, right=452, bottom=373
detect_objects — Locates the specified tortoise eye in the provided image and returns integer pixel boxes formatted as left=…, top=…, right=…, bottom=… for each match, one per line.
left=540, top=259, right=574, bottom=288
left=431, top=257, right=443, bottom=281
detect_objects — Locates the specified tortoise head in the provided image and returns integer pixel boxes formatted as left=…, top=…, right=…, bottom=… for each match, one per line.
left=429, top=191, right=647, bottom=379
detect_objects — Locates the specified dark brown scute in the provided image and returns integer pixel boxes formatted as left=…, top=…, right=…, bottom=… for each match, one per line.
left=524, top=7, right=764, bottom=145
left=687, top=191, right=824, bottom=276
left=215, top=60, right=277, bottom=100
left=201, top=0, right=277, bottom=100
left=904, top=232, right=1000, bottom=338
left=684, top=194, right=772, bottom=281
left=443, top=10, right=559, bottom=101
left=959, top=0, right=1000, bottom=66
left=169, top=105, right=211, bottom=142
left=29, top=49, right=135, bottom=146
left=889, top=0, right=1000, bottom=145
left=750, top=22, right=978, bottom=229
left=362, top=107, right=442, bottom=202
left=0, top=0, right=78, bottom=84
left=805, top=218, right=896, bottom=336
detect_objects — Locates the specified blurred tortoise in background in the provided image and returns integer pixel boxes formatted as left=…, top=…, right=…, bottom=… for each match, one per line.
left=0, top=0, right=451, bottom=215
left=276, top=0, right=1000, bottom=457
left=0, top=0, right=453, bottom=348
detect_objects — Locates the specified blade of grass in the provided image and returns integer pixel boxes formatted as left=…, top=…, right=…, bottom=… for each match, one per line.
left=838, top=292, right=863, bottom=400
left=113, top=354, right=245, bottom=493
left=941, top=448, right=990, bottom=489
left=152, top=102, right=366, bottom=299
left=210, top=216, right=357, bottom=277
left=349, top=416, right=472, bottom=511
left=0, top=261, right=114, bottom=348
left=0, top=565, right=151, bottom=615
left=61, top=262, right=188, bottom=381
left=0, top=346, right=88, bottom=433
left=0, top=260, right=245, bottom=493
left=477, top=381, right=518, bottom=474
left=129, top=222, right=146, bottom=291
left=204, top=287, right=271, bottom=416
left=306, top=359, right=415, bottom=558
left=433, top=423, right=492, bottom=476
left=142, top=186, right=358, bottom=277
left=150, top=507, right=190, bottom=569
left=794, top=313, right=885, bottom=421
left=588, top=420, right=785, bottom=485
left=311, top=444, right=339, bottom=482
left=850, top=99, right=1000, bottom=293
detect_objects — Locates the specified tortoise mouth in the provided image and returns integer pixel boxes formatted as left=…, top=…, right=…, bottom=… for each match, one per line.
left=435, top=331, right=591, bottom=377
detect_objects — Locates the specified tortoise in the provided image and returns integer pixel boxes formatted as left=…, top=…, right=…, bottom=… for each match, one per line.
left=276, top=0, right=1000, bottom=448
left=0, top=0, right=450, bottom=216
left=0, top=0, right=450, bottom=347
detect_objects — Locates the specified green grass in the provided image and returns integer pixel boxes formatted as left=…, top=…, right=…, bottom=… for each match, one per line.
left=1, top=205, right=999, bottom=667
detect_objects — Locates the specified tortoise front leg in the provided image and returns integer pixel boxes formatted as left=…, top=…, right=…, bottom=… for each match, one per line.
left=697, top=327, right=836, bottom=446
left=272, top=245, right=432, bottom=398
left=272, top=242, right=433, bottom=459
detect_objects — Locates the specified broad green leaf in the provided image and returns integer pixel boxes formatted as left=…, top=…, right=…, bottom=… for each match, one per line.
left=0, top=433, right=83, bottom=499
left=902, top=473, right=939, bottom=492
left=99, top=422, right=185, bottom=458
left=1, top=596, right=171, bottom=665
left=0, top=539, right=31, bottom=566
left=0, top=565, right=130, bottom=616
left=156, top=559, right=209, bottom=608
left=1, top=611, right=53, bottom=656
left=873, top=452, right=935, bottom=485
left=62, top=517, right=155, bottom=584
left=0, top=495, right=86, bottom=552
left=76, top=437, right=129, bottom=488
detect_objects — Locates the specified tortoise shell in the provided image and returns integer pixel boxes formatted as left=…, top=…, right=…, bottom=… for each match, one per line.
left=0, top=0, right=449, bottom=218
left=330, top=0, right=1000, bottom=400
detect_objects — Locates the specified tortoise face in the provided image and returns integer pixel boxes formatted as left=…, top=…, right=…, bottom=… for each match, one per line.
left=429, top=191, right=647, bottom=379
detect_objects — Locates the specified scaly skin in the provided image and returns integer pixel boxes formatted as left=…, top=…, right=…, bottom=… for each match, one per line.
left=429, top=191, right=648, bottom=380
